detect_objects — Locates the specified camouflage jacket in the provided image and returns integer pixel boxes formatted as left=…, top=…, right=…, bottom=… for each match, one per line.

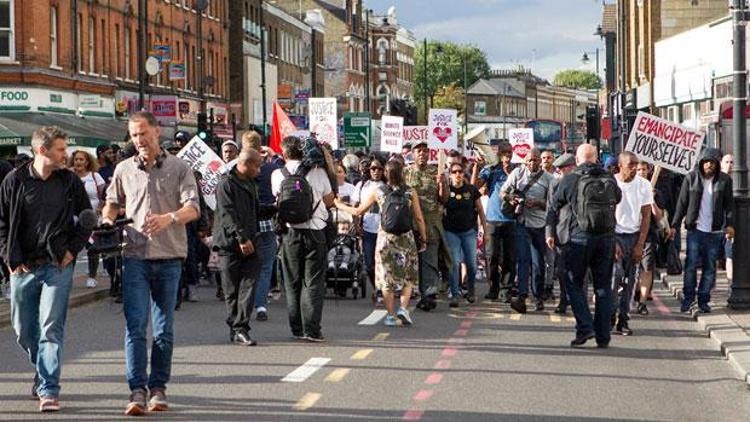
left=404, top=165, right=443, bottom=230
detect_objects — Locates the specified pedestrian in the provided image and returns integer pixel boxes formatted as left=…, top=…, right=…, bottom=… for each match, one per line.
left=634, top=161, right=666, bottom=315
left=102, top=111, right=200, bottom=416
left=444, top=161, right=488, bottom=306
left=342, top=153, right=361, bottom=185
left=548, top=153, right=577, bottom=314
left=611, top=152, right=653, bottom=336
left=501, top=148, right=555, bottom=312
left=96, top=144, right=116, bottom=184
left=546, top=144, right=621, bottom=348
left=405, top=140, right=448, bottom=311
left=69, top=149, right=107, bottom=288
left=721, top=154, right=734, bottom=284
left=335, top=159, right=427, bottom=326
left=669, top=147, right=735, bottom=313
left=0, top=126, right=93, bottom=412
left=352, top=157, right=386, bottom=301
left=214, top=149, right=264, bottom=346
left=541, top=150, right=556, bottom=174
left=472, top=142, right=517, bottom=303
left=222, top=140, right=240, bottom=164
left=272, top=136, right=334, bottom=342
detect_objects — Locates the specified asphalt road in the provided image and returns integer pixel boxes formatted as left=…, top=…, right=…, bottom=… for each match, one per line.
left=1, top=281, right=749, bottom=421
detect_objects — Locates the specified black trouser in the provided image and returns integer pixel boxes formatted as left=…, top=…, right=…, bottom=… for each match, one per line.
left=280, top=228, right=327, bottom=337
left=219, top=251, right=259, bottom=333
left=486, top=221, right=517, bottom=299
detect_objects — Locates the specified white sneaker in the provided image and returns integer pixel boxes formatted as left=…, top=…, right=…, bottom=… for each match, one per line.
left=86, top=278, right=97, bottom=289
left=396, top=307, right=412, bottom=325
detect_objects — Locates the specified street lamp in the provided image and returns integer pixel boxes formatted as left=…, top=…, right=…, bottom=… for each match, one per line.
left=581, top=49, right=600, bottom=77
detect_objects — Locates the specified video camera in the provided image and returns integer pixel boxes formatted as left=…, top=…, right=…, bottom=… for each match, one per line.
left=88, top=218, right=133, bottom=258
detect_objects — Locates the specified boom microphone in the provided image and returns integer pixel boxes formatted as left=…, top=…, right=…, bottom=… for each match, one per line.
left=79, top=209, right=99, bottom=231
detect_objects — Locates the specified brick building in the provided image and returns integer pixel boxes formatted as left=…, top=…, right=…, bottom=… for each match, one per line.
left=0, top=0, right=231, bottom=153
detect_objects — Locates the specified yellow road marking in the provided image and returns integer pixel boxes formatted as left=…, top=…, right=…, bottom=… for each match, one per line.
left=325, top=368, right=351, bottom=383
left=372, top=332, right=390, bottom=342
left=566, top=317, right=576, bottom=322
left=549, top=315, right=561, bottom=323
left=510, top=314, right=522, bottom=321
left=293, top=392, right=322, bottom=411
left=350, top=348, right=373, bottom=360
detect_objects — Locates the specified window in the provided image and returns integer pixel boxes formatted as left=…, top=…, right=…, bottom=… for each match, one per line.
left=474, top=101, right=486, bottom=116
left=0, top=0, right=13, bottom=60
left=88, top=17, right=95, bottom=73
left=77, top=14, right=83, bottom=71
left=124, top=27, right=131, bottom=79
left=101, top=19, right=107, bottom=75
left=114, top=24, right=120, bottom=77
left=50, top=7, right=58, bottom=67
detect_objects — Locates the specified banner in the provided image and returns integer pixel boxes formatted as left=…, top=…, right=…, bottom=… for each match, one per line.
left=625, top=112, right=704, bottom=175
left=270, top=101, right=298, bottom=154
left=380, top=116, right=404, bottom=153
left=403, top=125, right=450, bottom=164
left=176, top=136, right=225, bottom=210
left=508, top=128, right=534, bottom=164
left=308, top=97, right=338, bottom=149
left=150, top=95, right=178, bottom=127
left=428, top=109, right=458, bottom=151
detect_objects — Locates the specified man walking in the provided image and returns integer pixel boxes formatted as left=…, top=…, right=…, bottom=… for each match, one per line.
left=0, top=126, right=93, bottom=412
left=549, top=153, right=577, bottom=314
left=272, top=136, right=334, bottom=342
left=214, top=149, right=264, bottom=346
left=669, top=147, right=734, bottom=313
left=547, top=144, right=621, bottom=348
left=103, top=111, right=199, bottom=416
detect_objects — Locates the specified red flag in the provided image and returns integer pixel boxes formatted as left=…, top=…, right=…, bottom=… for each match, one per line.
left=270, top=101, right=297, bottom=154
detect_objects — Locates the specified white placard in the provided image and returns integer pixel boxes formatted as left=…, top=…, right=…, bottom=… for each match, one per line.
left=625, top=111, right=704, bottom=175
left=428, top=109, right=458, bottom=151
left=380, top=115, right=404, bottom=153
left=403, top=125, right=450, bottom=164
left=308, top=97, right=338, bottom=149
left=509, top=128, right=535, bottom=164
left=176, top=136, right=226, bottom=210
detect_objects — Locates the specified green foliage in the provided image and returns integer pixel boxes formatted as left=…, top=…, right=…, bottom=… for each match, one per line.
left=553, top=69, right=602, bottom=90
left=413, top=40, right=491, bottom=106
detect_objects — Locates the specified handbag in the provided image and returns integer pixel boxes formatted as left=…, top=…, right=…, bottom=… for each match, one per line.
left=500, top=169, right=544, bottom=217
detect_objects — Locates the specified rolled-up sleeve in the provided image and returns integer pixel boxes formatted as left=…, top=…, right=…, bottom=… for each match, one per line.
left=179, top=164, right=200, bottom=212
left=105, top=164, right=126, bottom=207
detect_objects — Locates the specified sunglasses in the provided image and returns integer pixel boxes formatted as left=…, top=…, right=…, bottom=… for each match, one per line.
left=450, top=169, right=463, bottom=174
left=370, top=167, right=383, bottom=171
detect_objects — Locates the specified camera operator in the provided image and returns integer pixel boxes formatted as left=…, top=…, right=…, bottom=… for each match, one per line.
left=102, top=111, right=199, bottom=416
left=0, top=126, right=93, bottom=412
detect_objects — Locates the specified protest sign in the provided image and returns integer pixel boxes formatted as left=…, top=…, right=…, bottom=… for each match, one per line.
left=625, top=112, right=704, bottom=175
left=428, top=109, right=458, bottom=151
left=380, top=115, right=404, bottom=153
left=308, top=97, right=338, bottom=149
left=509, top=128, right=534, bottom=164
left=403, top=125, right=451, bottom=164
left=177, top=136, right=225, bottom=210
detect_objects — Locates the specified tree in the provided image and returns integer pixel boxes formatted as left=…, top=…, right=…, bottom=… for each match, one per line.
left=433, top=83, right=465, bottom=112
left=553, top=69, right=602, bottom=90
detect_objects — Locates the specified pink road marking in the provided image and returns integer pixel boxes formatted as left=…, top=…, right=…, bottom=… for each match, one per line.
left=434, top=359, right=452, bottom=369
left=460, top=321, right=473, bottom=329
left=403, top=410, right=425, bottom=420
left=453, top=329, right=469, bottom=337
left=651, top=293, right=672, bottom=315
left=465, top=311, right=478, bottom=318
left=448, top=337, right=465, bottom=344
left=413, top=390, right=434, bottom=401
left=425, top=372, right=443, bottom=385
left=441, top=347, right=458, bottom=357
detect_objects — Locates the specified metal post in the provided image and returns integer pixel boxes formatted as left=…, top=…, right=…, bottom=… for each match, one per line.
left=72, top=0, right=78, bottom=73
left=463, top=52, right=468, bottom=136
left=364, top=10, right=370, bottom=113
left=311, top=29, right=317, bottom=97
left=729, top=0, right=750, bottom=309
left=138, top=0, right=146, bottom=111
left=596, top=47, right=600, bottom=78
left=197, top=3, right=205, bottom=113
left=618, top=0, right=627, bottom=154
left=423, top=38, right=428, bottom=123
left=260, top=0, right=268, bottom=144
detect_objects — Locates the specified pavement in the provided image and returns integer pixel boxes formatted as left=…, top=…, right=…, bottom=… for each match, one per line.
left=2, top=277, right=750, bottom=420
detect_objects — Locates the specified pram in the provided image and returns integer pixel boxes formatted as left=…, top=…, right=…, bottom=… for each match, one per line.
left=326, top=226, right=367, bottom=299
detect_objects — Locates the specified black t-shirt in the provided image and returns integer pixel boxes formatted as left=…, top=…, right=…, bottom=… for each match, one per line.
left=443, top=183, right=481, bottom=233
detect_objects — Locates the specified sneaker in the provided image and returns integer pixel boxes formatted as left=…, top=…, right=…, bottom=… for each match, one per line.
left=554, top=304, right=567, bottom=315
left=397, top=307, right=413, bottom=325
left=232, top=330, right=258, bottom=346
left=510, top=298, right=527, bottom=314
left=680, top=301, right=693, bottom=313
left=31, top=373, right=39, bottom=399
left=636, top=303, right=649, bottom=315
left=449, top=296, right=459, bottom=308
left=615, top=320, right=633, bottom=336
left=384, top=315, right=397, bottom=326
left=86, top=277, right=97, bottom=288
left=304, top=333, right=326, bottom=343
left=256, top=309, right=268, bottom=321
left=292, top=332, right=306, bottom=340
left=148, top=388, right=168, bottom=412
left=534, top=301, right=544, bottom=312
left=125, top=389, right=148, bottom=416
left=39, top=396, right=60, bottom=412
left=185, top=289, right=198, bottom=302
left=698, top=304, right=712, bottom=314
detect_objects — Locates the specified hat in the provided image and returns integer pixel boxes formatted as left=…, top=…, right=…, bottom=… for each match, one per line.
left=96, top=144, right=111, bottom=157
left=222, top=140, right=239, bottom=149
left=605, top=156, right=619, bottom=168
left=412, top=140, right=428, bottom=149
left=162, top=140, right=179, bottom=151
left=553, top=153, right=575, bottom=168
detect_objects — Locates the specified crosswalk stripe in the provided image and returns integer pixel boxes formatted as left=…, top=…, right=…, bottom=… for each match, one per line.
left=510, top=314, right=521, bottom=321
left=549, top=315, right=561, bottom=323
left=358, top=310, right=388, bottom=325
left=325, top=368, right=351, bottom=383
left=371, top=332, right=390, bottom=342
left=566, top=317, right=576, bottom=322
left=282, top=358, right=331, bottom=383
left=293, top=392, right=322, bottom=411
left=351, top=348, right=373, bottom=360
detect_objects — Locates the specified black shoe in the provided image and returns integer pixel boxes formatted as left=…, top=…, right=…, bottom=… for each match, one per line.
left=636, top=303, right=649, bottom=315
left=304, top=333, right=326, bottom=343
left=610, top=313, right=617, bottom=329
left=570, top=333, right=595, bottom=347
left=416, top=299, right=430, bottom=311
left=615, top=320, right=633, bottom=336
left=554, top=305, right=567, bottom=315
left=31, top=373, right=39, bottom=399
left=680, top=300, right=693, bottom=313
left=449, top=297, right=459, bottom=308
left=535, top=301, right=544, bottom=312
left=596, top=340, right=610, bottom=349
left=232, top=331, right=257, bottom=346
left=256, top=311, right=268, bottom=321
left=510, top=298, right=527, bottom=314
left=698, top=304, right=712, bottom=314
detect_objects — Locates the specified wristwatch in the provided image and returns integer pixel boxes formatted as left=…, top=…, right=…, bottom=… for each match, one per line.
left=169, top=212, right=177, bottom=225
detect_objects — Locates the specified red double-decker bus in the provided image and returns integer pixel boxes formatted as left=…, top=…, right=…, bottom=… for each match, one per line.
left=525, top=119, right=566, bottom=153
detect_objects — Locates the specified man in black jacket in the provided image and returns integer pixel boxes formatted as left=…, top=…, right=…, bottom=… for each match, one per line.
left=669, top=147, right=734, bottom=313
left=214, top=149, right=264, bottom=346
left=0, top=126, right=93, bottom=412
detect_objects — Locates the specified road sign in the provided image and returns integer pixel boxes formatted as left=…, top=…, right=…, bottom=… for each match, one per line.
left=344, top=112, right=371, bottom=148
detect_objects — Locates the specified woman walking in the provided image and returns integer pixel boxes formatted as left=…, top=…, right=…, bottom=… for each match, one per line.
left=335, top=159, right=427, bottom=326
left=69, top=150, right=105, bottom=288
left=352, top=157, right=386, bottom=300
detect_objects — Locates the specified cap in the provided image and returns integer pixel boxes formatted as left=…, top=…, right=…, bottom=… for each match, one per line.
left=162, top=140, right=179, bottom=151
left=174, top=130, right=191, bottom=142
left=222, top=140, right=239, bottom=149
left=553, top=153, right=576, bottom=168
left=412, top=140, right=428, bottom=149
left=96, top=144, right=111, bottom=157
left=605, top=156, right=618, bottom=168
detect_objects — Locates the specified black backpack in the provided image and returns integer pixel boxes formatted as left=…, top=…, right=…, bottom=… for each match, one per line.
left=277, top=167, right=319, bottom=224
left=380, top=186, right=412, bottom=235
left=575, top=167, right=619, bottom=234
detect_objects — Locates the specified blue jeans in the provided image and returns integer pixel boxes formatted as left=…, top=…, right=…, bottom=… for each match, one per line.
left=683, top=229, right=724, bottom=307
left=122, top=257, right=182, bottom=392
left=362, top=231, right=378, bottom=288
left=562, top=235, right=614, bottom=343
left=517, top=225, right=546, bottom=300
left=444, top=229, right=478, bottom=297
left=613, top=233, right=640, bottom=321
left=254, top=231, right=278, bottom=309
left=11, top=263, right=74, bottom=397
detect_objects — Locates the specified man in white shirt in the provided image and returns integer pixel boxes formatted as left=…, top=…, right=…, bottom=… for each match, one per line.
left=612, top=152, right=652, bottom=336
left=271, top=137, right=334, bottom=342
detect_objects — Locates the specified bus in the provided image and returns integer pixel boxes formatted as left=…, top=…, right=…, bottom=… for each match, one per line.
left=525, top=119, right=565, bottom=153
left=713, top=101, right=750, bottom=165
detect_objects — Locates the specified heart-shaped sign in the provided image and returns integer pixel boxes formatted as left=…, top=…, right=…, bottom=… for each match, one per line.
left=433, top=127, right=452, bottom=143
left=513, top=143, right=532, bottom=160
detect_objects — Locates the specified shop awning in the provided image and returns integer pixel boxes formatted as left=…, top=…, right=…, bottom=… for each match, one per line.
left=0, top=112, right=128, bottom=148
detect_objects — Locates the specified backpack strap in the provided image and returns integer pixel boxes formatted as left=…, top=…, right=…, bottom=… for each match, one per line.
left=518, top=169, right=544, bottom=196
left=281, top=167, right=291, bottom=178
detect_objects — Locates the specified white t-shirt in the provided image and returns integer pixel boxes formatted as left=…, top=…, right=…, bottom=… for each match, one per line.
left=333, top=182, right=355, bottom=224
left=271, top=160, right=332, bottom=230
left=353, top=180, right=385, bottom=233
left=697, top=177, right=715, bottom=233
left=80, top=171, right=105, bottom=211
left=615, top=174, right=654, bottom=234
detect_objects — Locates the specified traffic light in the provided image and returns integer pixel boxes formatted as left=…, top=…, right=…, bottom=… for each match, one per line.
left=585, top=105, right=600, bottom=141
left=197, top=112, right=209, bottom=141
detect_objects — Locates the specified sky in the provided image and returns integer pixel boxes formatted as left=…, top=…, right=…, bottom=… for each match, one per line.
left=363, top=0, right=606, bottom=81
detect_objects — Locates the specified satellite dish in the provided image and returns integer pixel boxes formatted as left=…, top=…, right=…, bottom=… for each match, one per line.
left=145, top=57, right=160, bottom=76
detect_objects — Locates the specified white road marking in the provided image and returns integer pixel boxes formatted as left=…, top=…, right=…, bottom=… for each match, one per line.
left=282, top=358, right=331, bottom=383
left=358, top=309, right=388, bottom=325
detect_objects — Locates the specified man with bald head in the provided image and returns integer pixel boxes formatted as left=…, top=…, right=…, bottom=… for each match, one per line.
left=213, top=149, right=264, bottom=346
left=546, top=143, right=621, bottom=348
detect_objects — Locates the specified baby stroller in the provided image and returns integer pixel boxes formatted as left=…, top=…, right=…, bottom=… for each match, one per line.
left=326, top=226, right=367, bottom=299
